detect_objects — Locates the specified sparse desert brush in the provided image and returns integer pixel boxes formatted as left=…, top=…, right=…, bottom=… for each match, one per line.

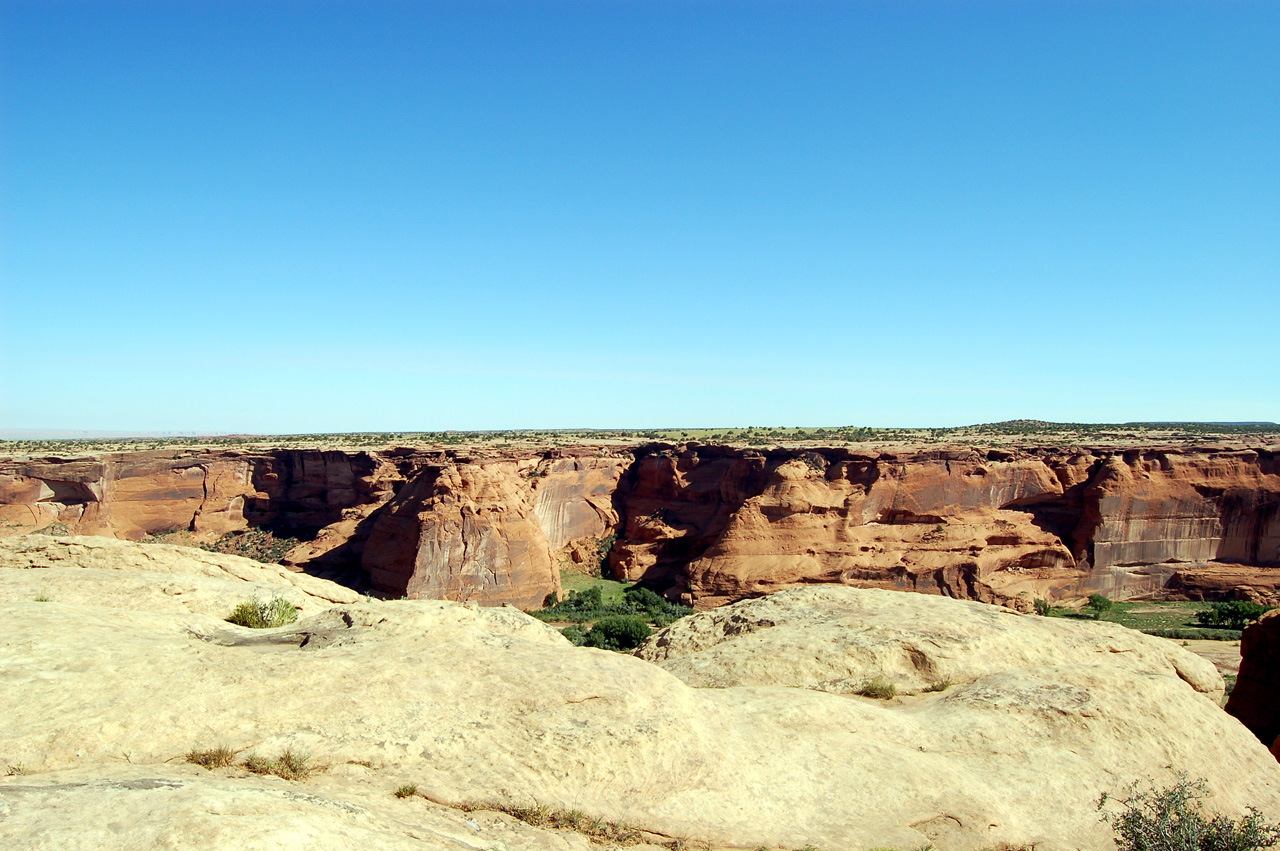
left=1099, top=774, right=1280, bottom=851
left=243, top=748, right=312, bottom=781
left=923, top=678, right=952, bottom=693
left=226, top=594, right=299, bottom=629
left=394, top=783, right=418, bottom=798
left=858, top=678, right=897, bottom=699
left=185, top=745, right=236, bottom=769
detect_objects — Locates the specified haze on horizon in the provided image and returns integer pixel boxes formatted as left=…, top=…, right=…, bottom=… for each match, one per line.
left=2, top=1, right=1276, bottom=434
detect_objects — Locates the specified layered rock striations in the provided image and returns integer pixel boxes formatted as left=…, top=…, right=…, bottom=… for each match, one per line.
left=361, top=461, right=559, bottom=609
left=3, top=539, right=1278, bottom=850
left=2, top=442, right=1277, bottom=608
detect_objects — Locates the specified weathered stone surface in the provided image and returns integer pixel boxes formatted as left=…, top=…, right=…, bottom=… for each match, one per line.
left=0, top=535, right=360, bottom=614
left=636, top=586, right=1223, bottom=696
left=0, top=764, right=600, bottom=851
left=362, top=462, right=559, bottom=608
left=1227, top=608, right=1280, bottom=752
left=2, top=547, right=1278, bottom=851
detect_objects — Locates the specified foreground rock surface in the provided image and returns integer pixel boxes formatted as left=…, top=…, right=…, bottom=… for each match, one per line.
left=3, top=538, right=1278, bottom=851
left=0, top=535, right=360, bottom=615
left=636, top=586, right=1224, bottom=696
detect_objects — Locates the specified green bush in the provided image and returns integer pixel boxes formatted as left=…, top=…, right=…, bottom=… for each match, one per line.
left=533, top=583, right=693, bottom=629
left=1034, top=598, right=1051, bottom=617
left=226, top=595, right=299, bottom=629
left=1086, top=593, right=1115, bottom=620
left=582, top=616, right=652, bottom=651
left=1197, top=601, right=1273, bottom=630
left=1099, top=775, right=1280, bottom=851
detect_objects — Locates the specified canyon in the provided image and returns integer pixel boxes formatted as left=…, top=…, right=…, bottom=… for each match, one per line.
left=1, top=440, right=1277, bottom=610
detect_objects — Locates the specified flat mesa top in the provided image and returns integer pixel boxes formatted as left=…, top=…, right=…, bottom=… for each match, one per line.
left=0, top=422, right=1277, bottom=462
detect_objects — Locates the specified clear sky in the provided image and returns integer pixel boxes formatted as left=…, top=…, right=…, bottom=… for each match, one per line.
left=2, top=1, right=1276, bottom=433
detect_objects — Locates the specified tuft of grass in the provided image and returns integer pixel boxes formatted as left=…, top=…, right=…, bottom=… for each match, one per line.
left=226, top=595, right=299, bottom=629
left=923, top=678, right=952, bottom=693
left=499, top=800, right=643, bottom=845
left=242, top=748, right=312, bottom=781
left=394, top=783, right=418, bottom=799
left=32, top=595, right=51, bottom=603
left=186, top=745, right=236, bottom=769
left=858, top=677, right=897, bottom=699
left=5, top=763, right=27, bottom=776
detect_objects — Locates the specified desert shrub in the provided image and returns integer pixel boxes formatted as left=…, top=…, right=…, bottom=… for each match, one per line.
left=560, top=624, right=588, bottom=645
left=923, top=678, right=952, bottom=693
left=186, top=745, right=236, bottom=769
left=33, top=522, right=70, bottom=537
left=226, top=595, right=299, bottom=629
left=1099, top=775, right=1280, bottom=851
left=1086, top=593, right=1115, bottom=620
left=582, top=615, right=652, bottom=651
left=243, top=748, right=311, bottom=781
left=858, top=678, right=897, bottom=699
left=1197, top=601, right=1273, bottom=631
left=394, top=783, right=418, bottom=798
left=1034, top=598, right=1051, bottom=617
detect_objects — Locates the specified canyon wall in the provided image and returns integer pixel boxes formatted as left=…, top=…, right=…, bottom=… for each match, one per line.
left=2, top=442, right=1276, bottom=609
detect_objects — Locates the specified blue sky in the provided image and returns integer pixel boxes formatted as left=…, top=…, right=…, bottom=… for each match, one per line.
left=2, top=1, right=1277, bottom=432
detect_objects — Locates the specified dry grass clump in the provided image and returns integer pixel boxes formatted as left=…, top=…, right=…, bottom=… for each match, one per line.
left=857, top=677, right=897, bottom=699
left=243, top=748, right=312, bottom=781
left=185, top=745, right=236, bottom=769
left=500, top=801, right=643, bottom=845
left=226, top=595, right=299, bottom=629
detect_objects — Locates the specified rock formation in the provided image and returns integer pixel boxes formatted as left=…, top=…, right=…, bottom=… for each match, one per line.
left=2, top=442, right=1277, bottom=609
left=1227, top=608, right=1280, bottom=753
left=361, top=461, right=560, bottom=609
left=2, top=537, right=1278, bottom=850
left=611, top=444, right=1280, bottom=609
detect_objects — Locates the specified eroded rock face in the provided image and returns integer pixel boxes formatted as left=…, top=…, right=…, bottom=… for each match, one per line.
left=1227, top=609, right=1280, bottom=753
left=531, top=456, right=627, bottom=552
left=2, top=544, right=1277, bottom=851
left=610, top=445, right=1280, bottom=608
left=3, top=443, right=1278, bottom=609
left=362, top=462, right=560, bottom=608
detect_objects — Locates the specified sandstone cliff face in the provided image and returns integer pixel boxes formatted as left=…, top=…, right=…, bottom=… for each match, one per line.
left=0, top=449, right=421, bottom=568
left=3, top=543, right=1277, bottom=851
left=611, top=444, right=1280, bottom=609
left=362, top=461, right=560, bottom=609
left=3, top=443, right=1277, bottom=609
left=1227, top=608, right=1280, bottom=753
